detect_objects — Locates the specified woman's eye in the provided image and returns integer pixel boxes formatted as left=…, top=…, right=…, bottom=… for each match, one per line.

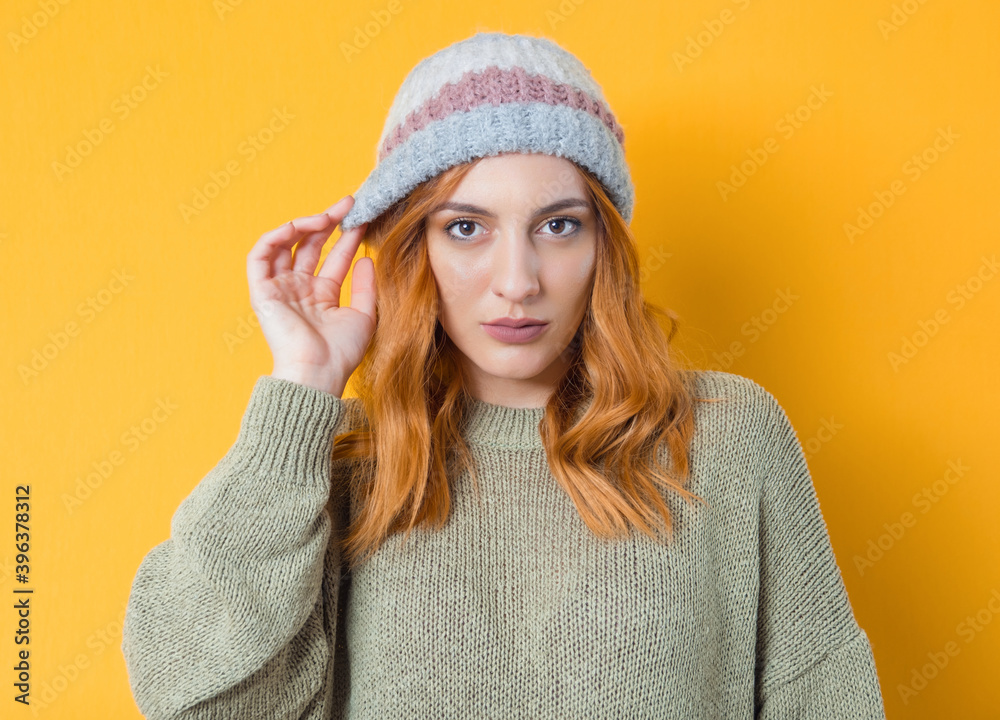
left=542, top=217, right=581, bottom=236
left=444, top=219, right=482, bottom=240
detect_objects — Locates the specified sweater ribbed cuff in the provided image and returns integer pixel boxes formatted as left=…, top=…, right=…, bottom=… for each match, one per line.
left=232, top=375, right=346, bottom=487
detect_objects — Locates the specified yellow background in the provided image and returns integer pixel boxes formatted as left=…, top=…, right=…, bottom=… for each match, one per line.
left=2, top=0, right=997, bottom=717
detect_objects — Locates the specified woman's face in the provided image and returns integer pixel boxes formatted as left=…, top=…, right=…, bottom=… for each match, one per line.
left=425, top=152, right=597, bottom=409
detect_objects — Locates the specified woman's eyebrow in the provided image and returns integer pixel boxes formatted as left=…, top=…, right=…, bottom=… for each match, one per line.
left=429, top=198, right=590, bottom=217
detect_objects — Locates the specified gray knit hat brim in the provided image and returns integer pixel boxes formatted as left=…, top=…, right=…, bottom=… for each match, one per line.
left=340, top=101, right=633, bottom=233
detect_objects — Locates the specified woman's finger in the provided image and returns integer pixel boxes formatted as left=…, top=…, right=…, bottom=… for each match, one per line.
left=291, top=216, right=341, bottom=274
left=273, top=213, right=337, bottom=275
left=248, top=220, right=300, bottom=285
left=247, top=196, right=355, bottom=284
left=317, top=221, right=368, bottom=283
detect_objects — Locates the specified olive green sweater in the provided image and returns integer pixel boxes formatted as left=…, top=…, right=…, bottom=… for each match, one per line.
left=121, top=370, right=886, bottom=718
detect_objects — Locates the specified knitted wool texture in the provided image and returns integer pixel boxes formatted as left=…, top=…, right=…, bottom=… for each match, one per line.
left=121, top=371, right=887, bottom=718
left=338, top=31, right=635, bottom=234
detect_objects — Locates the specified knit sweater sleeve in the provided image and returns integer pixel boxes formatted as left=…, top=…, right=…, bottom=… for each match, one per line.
left=752, top=387, right=887, bottom=719
left=121, top=375, right=347, bottom=719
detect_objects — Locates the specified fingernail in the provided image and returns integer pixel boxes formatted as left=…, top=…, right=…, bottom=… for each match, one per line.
left=324, top=199, right=346, bottom=214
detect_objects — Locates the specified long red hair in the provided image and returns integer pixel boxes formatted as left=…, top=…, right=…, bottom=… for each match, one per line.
left=328, top=157, right=715, bottom=571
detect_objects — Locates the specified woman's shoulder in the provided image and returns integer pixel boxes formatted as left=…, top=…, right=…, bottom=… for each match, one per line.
left=677, top=370, right=806, bottom=506
left=682, top=368, right=795, bottom=445
left=687, top=369, right=787, bottom=415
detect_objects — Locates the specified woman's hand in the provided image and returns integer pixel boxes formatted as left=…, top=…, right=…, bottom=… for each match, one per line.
left=247, top=195, right=374, bottom=397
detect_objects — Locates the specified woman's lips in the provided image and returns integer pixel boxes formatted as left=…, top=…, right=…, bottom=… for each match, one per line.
left=481, top=323, right=548, bottom=343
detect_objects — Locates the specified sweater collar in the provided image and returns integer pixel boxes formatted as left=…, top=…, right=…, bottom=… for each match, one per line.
left=461, top=395, right=547, bottom=449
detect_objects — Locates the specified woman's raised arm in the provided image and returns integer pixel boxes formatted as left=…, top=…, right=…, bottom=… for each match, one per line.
left=122, top=199, right=373, bottom=717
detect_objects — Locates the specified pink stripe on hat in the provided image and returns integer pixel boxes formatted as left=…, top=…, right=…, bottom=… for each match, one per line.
left=378, top=64, right=625, bottom=162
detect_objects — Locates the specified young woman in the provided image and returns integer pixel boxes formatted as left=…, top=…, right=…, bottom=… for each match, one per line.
left=122, top=31, right=886, bottom=719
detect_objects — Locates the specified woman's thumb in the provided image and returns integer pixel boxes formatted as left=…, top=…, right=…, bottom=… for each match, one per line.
left=349, top=257, right=376, bottom=324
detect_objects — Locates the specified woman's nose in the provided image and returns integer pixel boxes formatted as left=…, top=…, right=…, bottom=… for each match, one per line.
left=490, top=233, right=540, bottom=302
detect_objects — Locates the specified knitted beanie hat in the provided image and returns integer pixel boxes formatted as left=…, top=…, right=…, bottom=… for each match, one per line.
left=338, top=31, right=634, bottom=234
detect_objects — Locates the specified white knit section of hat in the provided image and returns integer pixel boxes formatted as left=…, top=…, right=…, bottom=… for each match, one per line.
left=376, top=32, right=612, bottom=157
